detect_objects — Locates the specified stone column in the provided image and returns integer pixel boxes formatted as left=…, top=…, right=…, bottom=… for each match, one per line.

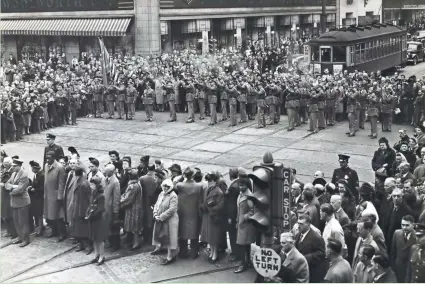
left=134, top=0, right=161, bottom=55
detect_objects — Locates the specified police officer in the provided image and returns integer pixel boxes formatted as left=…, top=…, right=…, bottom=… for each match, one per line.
left=143, top=82, right=155, bottom=122
left=331, top=154, right=359, bottom=202
left=106, top=85, right=116, bottom=119
left=406, top=223, right=425, bottom=283
left=116, top=81, right=126, bottom=120
left=126, top=80, right=137, bottom=120
left=43, top=133, right=65, bottom=167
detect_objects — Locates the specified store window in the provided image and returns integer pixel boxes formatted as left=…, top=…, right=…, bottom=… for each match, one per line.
left=17, top=36, right=47, bottom=62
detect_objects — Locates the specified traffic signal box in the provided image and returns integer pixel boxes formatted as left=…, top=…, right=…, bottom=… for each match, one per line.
left=247, top=152, right=291, bottom=247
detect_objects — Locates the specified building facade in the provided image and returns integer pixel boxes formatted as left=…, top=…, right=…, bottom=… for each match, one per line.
left=337, top=0, right=382, bottom=27
left=1, top=0, right=340, bottom=60
left=383, top=0, right=425, bottom=24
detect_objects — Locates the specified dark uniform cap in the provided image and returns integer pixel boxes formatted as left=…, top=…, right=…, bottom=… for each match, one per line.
left=46, top=133, right=56, bottom=139
left=313, top=178, right=326, bottom=187
left=414, top=223, right=425, bottom=237
left=12, top=159, right=24, bottom=166
left=29, top=160, right=41, bottom=169
left=108, top=150, right=119, bottom=157
left=88, top=157, right=100, bottom=167
left=338, top=154, right=350, bottom=162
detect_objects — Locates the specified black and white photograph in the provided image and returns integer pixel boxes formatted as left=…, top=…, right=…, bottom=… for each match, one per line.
left=0, top=0, right=425, bottom=282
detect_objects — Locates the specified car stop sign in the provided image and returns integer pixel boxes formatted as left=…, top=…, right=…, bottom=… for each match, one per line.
left=253, top=247, right=282, bottom=277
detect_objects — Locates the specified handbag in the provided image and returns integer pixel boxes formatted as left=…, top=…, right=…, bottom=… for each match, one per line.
left=154, top=220, right=169, bottom=245
left=376, top=167, right=388, bottom=177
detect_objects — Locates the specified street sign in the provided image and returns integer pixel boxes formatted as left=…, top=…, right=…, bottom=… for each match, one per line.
left=253, top=247, right=282, bottom=277
left=282, top=168, right=292, bottom=231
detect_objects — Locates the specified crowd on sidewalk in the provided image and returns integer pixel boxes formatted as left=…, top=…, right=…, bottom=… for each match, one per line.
left=1, top=123, right=425, bottom=282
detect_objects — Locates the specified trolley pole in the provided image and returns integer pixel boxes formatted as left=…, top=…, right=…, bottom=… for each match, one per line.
left=321, top=0, right=327, bottom=34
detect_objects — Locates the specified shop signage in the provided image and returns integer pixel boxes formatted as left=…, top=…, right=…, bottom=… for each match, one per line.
left=383, top=0, right=425, bottom=9
left=162, top=0, right=335, bottom=9
left=1, top=0, right=133, bottom=13
left=253, top=248, right=281, bottom=277
left=281, top=168, right=292, bottom=231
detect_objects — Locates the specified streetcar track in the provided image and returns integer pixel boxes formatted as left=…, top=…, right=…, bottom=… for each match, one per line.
left=151, top=265, right=239, bottom=283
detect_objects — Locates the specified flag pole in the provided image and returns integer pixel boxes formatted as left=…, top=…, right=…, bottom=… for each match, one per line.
left=99, top=36, right=108, bottom=86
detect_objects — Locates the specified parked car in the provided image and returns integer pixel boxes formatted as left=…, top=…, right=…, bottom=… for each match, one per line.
left=407, top=41, right=425, bottom=65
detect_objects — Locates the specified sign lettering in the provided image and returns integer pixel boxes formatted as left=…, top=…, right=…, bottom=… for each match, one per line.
left=282, top=168, right=292, bottom=231
left=253, top=248, right=281, bottom=277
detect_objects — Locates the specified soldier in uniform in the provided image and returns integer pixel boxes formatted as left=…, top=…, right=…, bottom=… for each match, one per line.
left=246, top=80, right=255, bottom=120
left=69, top=88, right=79, bottom=125
left=184, top=79, right=195, bottom=123
left=406, top=223, right=425, bottom=283
left=164, top=80, right=177, bottom=122
left=105, top=85, right=116, bottom=119
left=346, top=89, right=358, bottom=137
left=143, top=82, right=155, bottom=122
left=43, top=133, right=65, bottom=167
left=126, top=80, right=137, bottom=120
left=196, top=80, right=206, bottom=120
left=286, top=87, right=299, bottom=131
left=367, top=92, right=380, bottom=139
left=298, top=83, right=308, bottom=125
left=326, top=84, right=337, bottom=126
left=238, top=82, right=248, bottom=123
left=273, top=80, right=281, bottom=124
left=308, top=88, right=319, bottom=133
left=93, top=79, right=104, bottom=118
left=116, top=81, right=127, bottom=120
left=317, top=86, right=326, bottom=130
left=357, top=89, right=368, bottom=129
left=207, top=80, right=218, bottom=125
left=331, top=154, right=359, bottom=202
left=217, top=78, right=228, bottom=122
left=381, top=86, right=394, bottom=132
left=227, top=81, right=239, bottom=127
left=254, top=81, right=266, bottom=128
left=265, top=83, right=276, bottom=125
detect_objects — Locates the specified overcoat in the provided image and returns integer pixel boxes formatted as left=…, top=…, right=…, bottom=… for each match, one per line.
left=103, top=175, right=120, bottom=236
left=175, top=179, right=203, bottom=240
left=200, top=185, right=224, bottom=246
left=1, top=166, right=13, bottom=218
left=236, top=190, right=256, bottom=245
left=44, top=161, right=66, bottom=220
left=391, top=229, right=417, bottom=282
left=69, top=177, right=91, bottom=238
left=7, top=169, right=30, bottom=208
left=152, top=187, right=179, bottom=249
left=29, top=170, right=45, bottom=217
left=155, top=80, right=164, bottom=104
left=120, top=180, right=143, bottom=232
left=139, top=172, right=157, bottom=230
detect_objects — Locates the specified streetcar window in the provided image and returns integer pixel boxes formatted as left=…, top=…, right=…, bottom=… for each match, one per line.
left=332, top=46, right=346, bottom=62
left=311, top=46, right=319, bottom=61
left=320, top=47, right=331, bottom=62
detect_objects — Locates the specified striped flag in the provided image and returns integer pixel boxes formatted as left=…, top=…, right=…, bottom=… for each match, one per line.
left=98, top=37, right=110, bottom=85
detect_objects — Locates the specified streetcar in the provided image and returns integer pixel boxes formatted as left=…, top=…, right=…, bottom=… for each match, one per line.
left=307, top=23, right=408, bottom=74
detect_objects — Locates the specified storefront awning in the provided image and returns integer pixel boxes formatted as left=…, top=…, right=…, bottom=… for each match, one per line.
left=0, top=18, right=132, bottom=37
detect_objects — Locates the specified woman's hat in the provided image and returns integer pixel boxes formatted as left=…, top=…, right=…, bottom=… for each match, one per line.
left=168, top=163, right=182, bottom=174
left=161, top=179, right=174, bottom=189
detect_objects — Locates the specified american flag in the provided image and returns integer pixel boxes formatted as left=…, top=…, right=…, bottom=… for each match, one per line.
left=98, top=37, right=111, bottom=85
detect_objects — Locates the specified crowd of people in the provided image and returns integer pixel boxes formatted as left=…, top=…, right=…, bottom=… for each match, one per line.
left=1, top=122, right=425, bottom=282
